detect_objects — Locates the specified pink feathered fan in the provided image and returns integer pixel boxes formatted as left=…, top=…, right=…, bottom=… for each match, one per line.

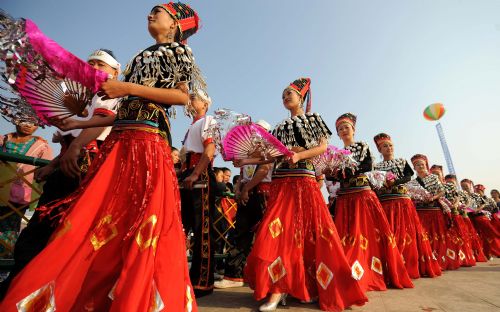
left=0, top=11, right=108, bottom=125
left=222, top=123, right=292, bottom=161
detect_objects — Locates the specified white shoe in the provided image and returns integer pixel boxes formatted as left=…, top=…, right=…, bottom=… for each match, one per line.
left=259, top=294, right=287, bottom=311
left=214, top=278, right=244, bottom=289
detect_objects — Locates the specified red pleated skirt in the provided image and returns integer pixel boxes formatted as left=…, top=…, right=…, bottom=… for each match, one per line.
left=451, top=215, right=476, bottom=267
left=0, top=130, right=197, bottom=312
left=470, top=215, right=500, bottom=258
left=334, top=187, right=413, bottom=292
left=380, top=195, right=441, bottom=278
left=462, top=216, right=487, bottom=262
left=244, top=176, right=368, bottom=312
left=416, top=208, right=461, bottom=270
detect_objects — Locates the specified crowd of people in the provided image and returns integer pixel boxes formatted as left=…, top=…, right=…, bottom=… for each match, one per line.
left=0, top=2, right=498, bottom=311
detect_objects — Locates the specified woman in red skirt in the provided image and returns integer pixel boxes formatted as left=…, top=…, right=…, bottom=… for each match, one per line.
left=445, top=175, right=487, bottom=262
left=331, top=115, right=413, bottom=292
left=430, top=165, right=476, bottom=267
left=411, top=155, right=460, bottom=271
left=461, top=179, right=500, bottom=259
left=1, top=3, right=202, bottom=311
left=244, top=78, right=368, bottom=312
left=373, top=133, right=441, bottom=278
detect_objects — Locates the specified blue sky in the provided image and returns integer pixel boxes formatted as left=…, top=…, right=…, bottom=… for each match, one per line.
left=2, top=0, right=500, bottom=191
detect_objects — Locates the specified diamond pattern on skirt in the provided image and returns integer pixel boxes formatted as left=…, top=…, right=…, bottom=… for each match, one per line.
left=90, top=215, right=118, bottom=251
left=16, top=281, right=56, bottom=312
left=446, top=248, right=456, bottom=260
left=459, top=250, right=466, bottom=261
left=268, top=256, right=287, bottom=283
left=316, top=262, right=334, bottom=290
left=371, top=256, right=383, bottom=275
left=359, top=234, right=368, bottom=250
left=268, top=218, right=283, bottom=239
left=351, top=260, right=364, bottom=281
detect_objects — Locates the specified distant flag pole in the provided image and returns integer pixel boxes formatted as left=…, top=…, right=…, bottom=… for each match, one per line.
left=423, top=103, right=456, bottom=175
left=435, top=122, right=456, bottom=174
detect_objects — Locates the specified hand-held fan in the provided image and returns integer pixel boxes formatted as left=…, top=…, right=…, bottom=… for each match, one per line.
left=312, top=145, right=358, bottom=177
left=0, top=10, right=108, bottom=125
left=222, top=124, right=293, bottom=161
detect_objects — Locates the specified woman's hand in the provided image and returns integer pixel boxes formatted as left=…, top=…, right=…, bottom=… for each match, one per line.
left=51, top=118, right=80, bottom=131
left=288, top=152, right=301, bottom=164
left=101, top=80, right=131, bottom=99
left=34, top=163, right=55, bottom=182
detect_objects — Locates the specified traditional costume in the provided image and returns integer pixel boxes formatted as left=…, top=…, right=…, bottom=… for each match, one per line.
left=0, top=3, right=201, bottom=311
left=244, top=79, right=368, bottom=311
left=180, top=96, right=218, bottom=297
left=449, top=178, right=488, bottom=262
left=466, top=182, right=500, bottom=258
left=411, top=155, right=460, bottom=270
left=0, top=50, right=120, bottom=298
left=373, top=134, right=441, bottom=278
left=216, top=121, right=274, bottom=287
left=430, top=166, right=476, bottom=267
left=332, top=115, right=413, bottom=292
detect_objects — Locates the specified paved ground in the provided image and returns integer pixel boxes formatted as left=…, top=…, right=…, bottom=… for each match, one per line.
left=198, top=258, right=500, bottom=312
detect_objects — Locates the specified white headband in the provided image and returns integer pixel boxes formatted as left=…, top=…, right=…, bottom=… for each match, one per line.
left=255, top=119, right=271, bottom=131
left=194, top=89, right=212, bottom=107
left=87, top=50, right=121, bottom=71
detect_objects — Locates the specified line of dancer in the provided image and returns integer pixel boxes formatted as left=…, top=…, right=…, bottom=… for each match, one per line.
left=0, top=2, right=499, bottom=312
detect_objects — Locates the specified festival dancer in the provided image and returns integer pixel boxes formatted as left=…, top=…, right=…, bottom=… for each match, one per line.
left=179, top=89, right=218, bottom=298
left=330, top=114, right=413, bottom=292
left=373, top=133, right=441, bottom=278
left=445, top=174, right=487, bottom=262
left=430, top=165, right=475, bottom=267
left=215, top=120, right=273, bottom=289
left=1, top=3, right=202, bottom=311
left=411, top=155, right=460, bottom=270
left=462, top=179, right=500, bottom=258
left=244, top=78, right=367, bottom=311
left=0, top=49, right=120, bottom=299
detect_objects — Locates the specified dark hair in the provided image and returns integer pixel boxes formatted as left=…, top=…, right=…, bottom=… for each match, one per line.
left=491, top=189, right=499, bottom=194
left=444, top=174, right=456, bottom=180
left=100, top=48, right=116, bottom=59
left=221, top=167, right=231, bottom=173
left=232, top=175, right=240, bottom=185
left=171, top=147, right=178, bottom=152
left=213, top=167, right=223, bottom=175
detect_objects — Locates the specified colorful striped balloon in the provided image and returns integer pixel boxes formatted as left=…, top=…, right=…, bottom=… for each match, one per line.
left=423, top=103, right=446, bottom=121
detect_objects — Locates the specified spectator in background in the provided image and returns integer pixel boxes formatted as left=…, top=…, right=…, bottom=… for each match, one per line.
left=222, top=167, right=233, bottom=192
left=171, top=147, right=181, bottom=175
left=0, top=121, right=53, bottom=260
left=491, top=189, right=500, bottom=210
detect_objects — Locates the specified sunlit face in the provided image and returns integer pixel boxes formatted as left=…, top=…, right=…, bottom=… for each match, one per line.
left=475, top=189, right=484, bottom=196
left=282, top=88, right=302, bottom=111
left=148, top=6, right=177, bottom=39
left=378, top=141, right=394, bottom=159
left=461, top=181, right=473, bottom=193
left=215, top=171, right=224, bottom=183
left=337, top=122, right=354, bottom=143
left=171, top=149, right=180, bottom=164
left=491, top=190, right=500, bottom=199
left=223, top=170, right=231, bottom=183
left=88, top=59, right=118, bottom=78
left=188, top=93, right=208, bottom=115
left=413, top=160, right=428, bottom=176
left=16, top=122, right=38, bottom=135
